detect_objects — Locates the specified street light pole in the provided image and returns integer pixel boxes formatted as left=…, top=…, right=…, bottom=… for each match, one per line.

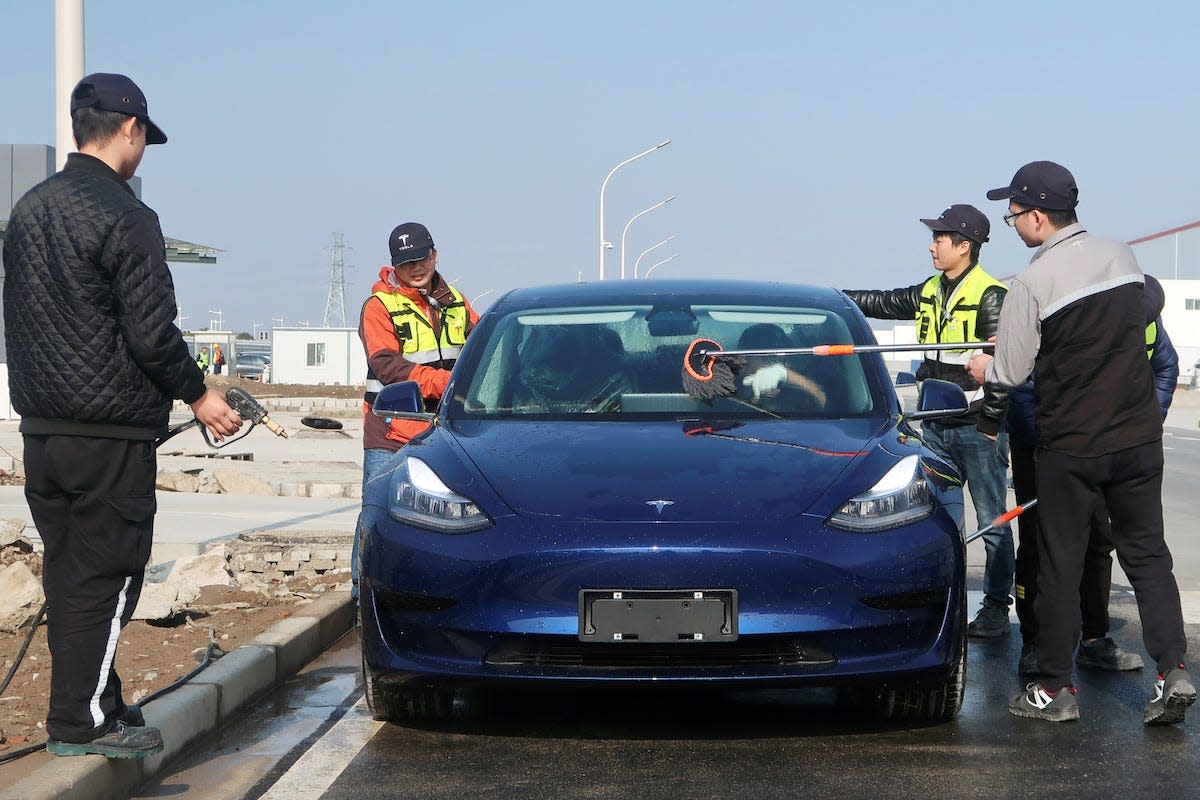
left=621, top=196, right=675, bottom=280
left=644, top=253, right=678, bottom=278
left=634, top=235, right=675, bottom=279
left=598, top=139, right=670, bottom=281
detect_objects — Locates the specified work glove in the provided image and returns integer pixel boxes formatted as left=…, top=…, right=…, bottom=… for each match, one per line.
left=742, top=363, right=787, bottom=400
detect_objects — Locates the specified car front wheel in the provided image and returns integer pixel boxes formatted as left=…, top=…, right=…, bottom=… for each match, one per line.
left=361, top=654, right=454, bottom=722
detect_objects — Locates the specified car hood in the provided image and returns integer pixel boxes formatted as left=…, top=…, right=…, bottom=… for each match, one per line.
left=442, top=418, right=892, bottom=523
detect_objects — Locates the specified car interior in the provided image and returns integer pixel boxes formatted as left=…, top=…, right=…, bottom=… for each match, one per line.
left=459, top=304, right=877, bottom=417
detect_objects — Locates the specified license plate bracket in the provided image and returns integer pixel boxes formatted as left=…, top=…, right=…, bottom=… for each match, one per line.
left=578, top=589, right=738, bottom=643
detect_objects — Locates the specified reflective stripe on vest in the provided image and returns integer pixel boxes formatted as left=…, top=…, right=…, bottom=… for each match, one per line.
left=1145, top=320, right=1157, bottom=359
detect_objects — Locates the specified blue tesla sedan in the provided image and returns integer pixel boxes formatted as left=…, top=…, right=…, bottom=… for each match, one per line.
left=359, top=279, right=969, bottom=723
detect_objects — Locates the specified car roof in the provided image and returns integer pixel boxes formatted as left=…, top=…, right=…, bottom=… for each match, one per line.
left=489, top=279, right=852, bottom=314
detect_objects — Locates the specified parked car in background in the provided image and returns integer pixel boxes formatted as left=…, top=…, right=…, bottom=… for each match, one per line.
left=359, top=279, right=972, bottom=725
left=235, top=353, right=271, bottom=382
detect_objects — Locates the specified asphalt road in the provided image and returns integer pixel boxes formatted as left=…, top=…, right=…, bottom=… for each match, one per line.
left=134, top=423, right=1200, bottom=800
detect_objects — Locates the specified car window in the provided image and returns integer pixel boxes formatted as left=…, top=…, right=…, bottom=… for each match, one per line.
left=454, top=303, right=882, bottom=419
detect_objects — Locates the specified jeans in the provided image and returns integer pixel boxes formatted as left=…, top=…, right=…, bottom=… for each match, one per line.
left=921, top=420, right=1014, bottom=608
left=353, top=447, right=398, bottom=601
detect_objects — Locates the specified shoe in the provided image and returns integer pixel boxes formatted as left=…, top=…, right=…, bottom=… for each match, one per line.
left=1009, top=682, right=1080, bottom=722
left=968, top=599, right=1010, bottom=638
left=1144, top=666, right=1197, bottom=726
left=1018, top=644, right=1041, bottom=676
left=118, top=704, right=145, bottom=727
left=46, top=720, right=164, bottom=759
left=1077, top=637, right=1144, bottom=671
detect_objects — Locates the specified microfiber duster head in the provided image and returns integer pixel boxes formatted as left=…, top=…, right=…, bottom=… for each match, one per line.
left=681, top=338, right=745, bottom=401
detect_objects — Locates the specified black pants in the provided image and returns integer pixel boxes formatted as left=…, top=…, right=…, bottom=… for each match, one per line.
left=24, top=435, right=156, bottom=743
left=1011, top=438, right=1118, bottom=643
left=1032, top=440, right=1186, bottom=692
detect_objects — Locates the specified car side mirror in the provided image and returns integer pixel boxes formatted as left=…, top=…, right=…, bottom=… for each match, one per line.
left=895, top=371, right=917, bottom=387
left=905, top=378, right=969, bottom=421
left=372, top=381, right=435, bottom=422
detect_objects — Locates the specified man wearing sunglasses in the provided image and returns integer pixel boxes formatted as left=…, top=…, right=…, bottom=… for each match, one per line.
left=968, top=161, right=1193, bottom=725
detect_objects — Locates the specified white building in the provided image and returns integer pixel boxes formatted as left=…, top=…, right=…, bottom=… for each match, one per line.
left=270, top=327, right=366, bottom=387
left=1158, top=280, right=1200, bottom=385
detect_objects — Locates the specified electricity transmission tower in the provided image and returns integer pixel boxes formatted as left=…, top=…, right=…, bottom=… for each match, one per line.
left=323, top=233, right=350, bottom=328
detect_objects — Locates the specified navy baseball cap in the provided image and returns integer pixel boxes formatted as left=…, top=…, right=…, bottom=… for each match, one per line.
left=389, top=222, right=435, bottom=266
left=920, top=204, right=990, bottom=244
left=70, top=73, right=167, bottom=145
left=986, top=161, right=1078, bottom=211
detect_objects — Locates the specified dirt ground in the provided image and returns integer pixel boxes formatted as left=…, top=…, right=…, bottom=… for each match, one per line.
left=205, top=374, right=364, bottom=400
left=0, top=545, right=347, bottom=754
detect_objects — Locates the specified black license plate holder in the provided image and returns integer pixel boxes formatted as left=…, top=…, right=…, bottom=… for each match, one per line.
left=578, top=589, right=737, bottom=643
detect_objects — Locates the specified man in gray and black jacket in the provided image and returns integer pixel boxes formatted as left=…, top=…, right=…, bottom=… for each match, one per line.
left=845, top=204, right=1013, bottom=639
left=969, top=160, right=1193, bottom=725
left=3, top=73, right=243, bottom=757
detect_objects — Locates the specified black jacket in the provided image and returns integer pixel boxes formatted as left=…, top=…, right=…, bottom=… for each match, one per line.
left=2, top=153, right=206, bottom=438
left=844, top=269, right=1009, bottom=436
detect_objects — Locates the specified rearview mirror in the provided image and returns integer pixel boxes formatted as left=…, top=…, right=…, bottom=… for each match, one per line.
left=905, top=379, right=969, bottom=421
left=645, top=305, right=699, bottom=337
left=372, top=381, right=435, bottom=422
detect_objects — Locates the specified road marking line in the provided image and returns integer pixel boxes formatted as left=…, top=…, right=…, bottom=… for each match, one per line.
left=258, top=698, right=382, bottom=800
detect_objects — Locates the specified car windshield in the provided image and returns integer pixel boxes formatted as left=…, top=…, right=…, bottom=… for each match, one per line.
left=451, top=302, right=884, bottom=419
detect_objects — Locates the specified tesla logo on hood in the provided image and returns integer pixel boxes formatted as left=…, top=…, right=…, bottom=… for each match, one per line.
left=646, top=500, right=675, bottom=516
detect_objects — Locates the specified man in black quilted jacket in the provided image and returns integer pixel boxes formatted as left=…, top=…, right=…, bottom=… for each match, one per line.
left=2, top=73, right=243, bottom=758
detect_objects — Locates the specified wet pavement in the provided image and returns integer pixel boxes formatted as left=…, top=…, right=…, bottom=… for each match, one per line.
left=134, top=602, right=1199, bottom=800
left=121, top=420, right=1200, bottom=800
left=132, top=632, right=363, bottom=800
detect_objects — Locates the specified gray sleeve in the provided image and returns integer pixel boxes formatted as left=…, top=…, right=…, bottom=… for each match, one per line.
left=985, top=279, right=1039, bottom=387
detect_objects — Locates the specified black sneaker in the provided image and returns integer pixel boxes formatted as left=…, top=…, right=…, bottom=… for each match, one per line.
left=1077, top=637, right=1144, bottom=671
left=46, top=720, right=164, bottom=759
left=968, top=599, right=1010, bottom=639
left=1018, top=644, right=1041, bottom=676
left=1144, top=666, right=1197, bottom=726
left=1009, top=682, right=1080, bottom=722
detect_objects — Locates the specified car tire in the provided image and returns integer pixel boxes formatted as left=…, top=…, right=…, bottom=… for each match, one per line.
left=361, top=654, right=454, bottom=722
left=874, top=598, right=968, bottom=722
left=362, top=654, right=394, bottom=722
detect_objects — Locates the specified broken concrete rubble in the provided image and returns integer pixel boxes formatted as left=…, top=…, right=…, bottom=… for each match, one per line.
left=130, top=531, right=354, bottom=622
left=0, top=561, right=44, bottom=633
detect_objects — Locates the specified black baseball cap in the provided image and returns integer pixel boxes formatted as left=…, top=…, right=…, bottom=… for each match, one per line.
left=920, top=204, right=990, bottom=244
left=986, top=161, right=1078, bottom=211
left=70, top=73, right=167, bottom=145
left=389, top=222, right=435, bottom=266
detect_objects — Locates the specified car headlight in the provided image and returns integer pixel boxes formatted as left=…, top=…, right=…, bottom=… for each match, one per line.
left=389, top=457, right=493, bottom=534
left=828, top=455, right=933, bottom=532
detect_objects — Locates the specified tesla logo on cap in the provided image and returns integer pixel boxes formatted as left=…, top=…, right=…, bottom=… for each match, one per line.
left=646, top=500, right=674, bottom=516
left=396, top=234, right=410, bottom=246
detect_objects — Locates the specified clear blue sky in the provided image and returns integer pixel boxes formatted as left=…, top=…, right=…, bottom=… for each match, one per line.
left=3, top=2, right=1199, bottom=334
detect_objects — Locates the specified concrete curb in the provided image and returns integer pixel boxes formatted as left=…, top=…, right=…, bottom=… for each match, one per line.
left=0, top=591, right=355, bottom=800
